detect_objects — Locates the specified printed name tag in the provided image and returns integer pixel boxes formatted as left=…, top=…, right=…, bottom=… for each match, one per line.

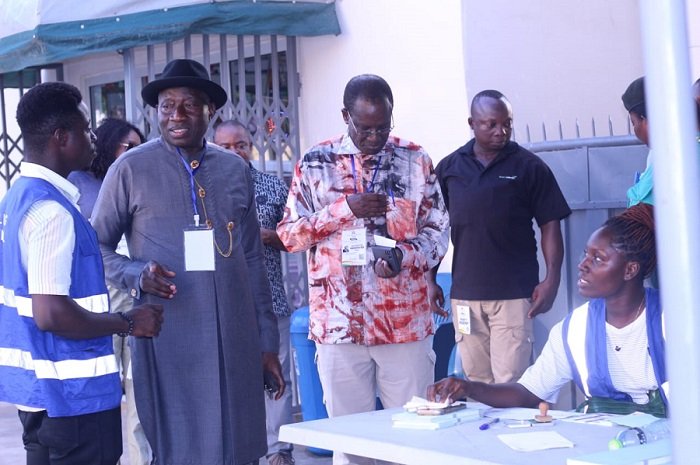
left=341, top=227, right=368, bottom=266
left=184, top=228, right=215, bottom=271
left=454, top=301, right=471, bottom=335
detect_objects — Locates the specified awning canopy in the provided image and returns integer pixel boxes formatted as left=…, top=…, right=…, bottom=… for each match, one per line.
left=0, top=0, right=340, bottom=74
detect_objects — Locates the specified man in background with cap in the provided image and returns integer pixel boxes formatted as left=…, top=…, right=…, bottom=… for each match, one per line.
left=91, top=59, right=283, bottom=465
left=622, top=76, right=653, bottom=207
left=624, top=76, right=700, bottom=207
left=214, top=120, right=295, bottom=465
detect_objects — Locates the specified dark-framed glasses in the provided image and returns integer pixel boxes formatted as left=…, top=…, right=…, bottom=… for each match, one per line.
left=347, top=113, right=394, bottom=138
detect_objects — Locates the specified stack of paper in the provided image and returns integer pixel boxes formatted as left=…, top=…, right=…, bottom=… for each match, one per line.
left=391, top=408, right=480, bottom=430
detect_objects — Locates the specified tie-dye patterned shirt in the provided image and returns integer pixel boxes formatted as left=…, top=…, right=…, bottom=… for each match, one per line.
left=277, top=134, right=449, bottom=345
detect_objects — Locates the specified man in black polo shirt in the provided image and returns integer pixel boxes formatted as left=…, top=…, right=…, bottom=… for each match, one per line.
left=434, top=89, right=571, bottom=384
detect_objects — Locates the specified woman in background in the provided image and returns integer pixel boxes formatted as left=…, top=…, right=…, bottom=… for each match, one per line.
left=69, top=118, right=144, bottom=218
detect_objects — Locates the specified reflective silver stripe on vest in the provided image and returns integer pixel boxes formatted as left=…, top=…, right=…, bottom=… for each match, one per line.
left=0, top=286, right=109, bottom=318
left=566, top=302, right=591, bottom=397
left=0, top=347, right=118, bottom=379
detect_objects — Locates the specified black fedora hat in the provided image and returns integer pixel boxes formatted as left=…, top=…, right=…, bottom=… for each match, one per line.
left=141, top=59, right=228, bottom=109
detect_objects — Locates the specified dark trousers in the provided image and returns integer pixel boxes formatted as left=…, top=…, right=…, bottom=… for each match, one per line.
left=18, top=407, right=122, bottom=465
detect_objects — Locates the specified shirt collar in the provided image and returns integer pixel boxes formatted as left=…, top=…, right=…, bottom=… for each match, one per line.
left=20, top=162, right=81, bottom=207
left=339, top=133, right=362, bottom=154
left=159, top=137, right=208, bottom=157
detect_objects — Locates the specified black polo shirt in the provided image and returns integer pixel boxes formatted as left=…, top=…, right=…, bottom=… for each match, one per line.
left=436, top=139, right=571, bottom=300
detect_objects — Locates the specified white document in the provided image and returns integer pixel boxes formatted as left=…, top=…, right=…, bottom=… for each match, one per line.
left=609, top=412, right=661, bottom=428
left=497, top=431, right=575, bottom=452
left=184, top=228, right=215, bottom=271
left=373, top=234, right=396, bottom=248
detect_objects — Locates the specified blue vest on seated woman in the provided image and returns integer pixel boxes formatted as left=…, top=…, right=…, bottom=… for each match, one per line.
left=562, top=287, right=667, bottom=417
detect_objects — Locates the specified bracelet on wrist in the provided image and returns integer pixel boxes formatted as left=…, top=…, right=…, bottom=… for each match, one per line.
left=116, top=312, right=134, bottom=337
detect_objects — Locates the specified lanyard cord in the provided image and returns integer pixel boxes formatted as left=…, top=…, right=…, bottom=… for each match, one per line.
left=350, top=154, right=382, bottom=194
left=350, top=154, right=395, bottom=205
left=177, top=146, right=206, bottom=226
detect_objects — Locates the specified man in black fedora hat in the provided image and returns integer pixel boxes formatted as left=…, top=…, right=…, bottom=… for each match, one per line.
left=92, top=58, right=284, bottom=465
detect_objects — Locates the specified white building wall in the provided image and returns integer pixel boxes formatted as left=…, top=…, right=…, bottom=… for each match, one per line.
left=296, top=0, right=469, bottom=164
left=462, top=0, right=644, bottom=142
left=299, top=0, right=699, bottom=147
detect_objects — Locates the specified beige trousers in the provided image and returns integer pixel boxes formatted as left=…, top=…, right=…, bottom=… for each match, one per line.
left=315, top=337, right=435, bottom=465
left=452, top=298, right=533, bottom=384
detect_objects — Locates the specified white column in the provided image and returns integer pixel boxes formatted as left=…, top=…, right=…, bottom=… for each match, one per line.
left=640, top=1, right=700, bottom=463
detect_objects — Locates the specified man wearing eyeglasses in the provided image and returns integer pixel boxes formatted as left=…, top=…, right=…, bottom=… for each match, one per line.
left=213, top=120, right=295, bottom=465
left=277, top=74, right=449, bottom=465
left=434, top=90, right=571, bottom=387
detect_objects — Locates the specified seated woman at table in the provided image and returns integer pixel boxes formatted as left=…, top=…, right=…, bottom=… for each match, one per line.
left=428, top=203, right=668, bottom=417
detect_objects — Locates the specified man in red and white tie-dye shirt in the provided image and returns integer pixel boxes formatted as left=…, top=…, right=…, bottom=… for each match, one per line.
left=277, top=74, right=448, bottom=465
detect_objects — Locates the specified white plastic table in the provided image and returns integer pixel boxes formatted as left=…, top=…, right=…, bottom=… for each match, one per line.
left=280, top=406, right=626, bottom=465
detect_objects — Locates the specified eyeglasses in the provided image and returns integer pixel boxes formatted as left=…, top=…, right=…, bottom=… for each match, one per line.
left=119, top=142, right=139, bottom=151
left=347, top=113, right=394, bottom=138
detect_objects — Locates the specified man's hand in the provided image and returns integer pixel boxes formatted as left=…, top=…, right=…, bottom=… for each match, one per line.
left=530, top=220, right=564, bottom=318
left=347, top=193, right=389, bottom=218
left=127, top=304, right=165, bottom=337
left=528, top=278, right=558, bottom=318
left=427, top=278, right=448, bottom=318
left=427, top=377, right=470, bottom=404
left=260, top=228, right=287, bottom=251
left=373, top=247, right=403, bottom=279
left=262, top=351, right=286, bottom=400
left=139, top=260, right=177, bottom=299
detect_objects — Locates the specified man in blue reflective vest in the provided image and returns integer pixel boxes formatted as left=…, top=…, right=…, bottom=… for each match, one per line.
left=0, top=82, right=163, bottom=465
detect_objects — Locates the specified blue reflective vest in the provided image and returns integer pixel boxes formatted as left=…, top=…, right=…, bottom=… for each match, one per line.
left=562, top=287, right=668, bottom=407
left=0, top=177, right=120, bottom=417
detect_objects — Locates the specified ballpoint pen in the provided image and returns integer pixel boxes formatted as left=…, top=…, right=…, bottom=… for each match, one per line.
left=479, top=418, right=500, bottom=431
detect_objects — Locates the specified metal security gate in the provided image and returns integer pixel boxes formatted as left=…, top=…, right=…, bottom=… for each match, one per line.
left=0, top=66, right=57, bottom=195
left=0, top=34, right=308, bottom=310
left=121, top=34, right=300, bottom=177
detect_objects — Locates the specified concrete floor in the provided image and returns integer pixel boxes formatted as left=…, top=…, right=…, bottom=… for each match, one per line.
left=0, top=401, right=331, bottom=465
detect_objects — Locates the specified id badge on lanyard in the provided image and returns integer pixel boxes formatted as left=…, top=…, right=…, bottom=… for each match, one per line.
left=341, top=227, right=368, bottom=266
left=452, top=299, right=471, bottom=335
left=184, top=226, right=216, bottom=271
left=179, top=146, right=215, bottom=271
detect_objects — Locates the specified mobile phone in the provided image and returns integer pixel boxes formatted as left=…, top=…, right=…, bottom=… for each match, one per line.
left=263, top=371, right=279, bottom=398
left=371, top=246, right=401, bottom=274
left=415, top=402, right=467, bottom=416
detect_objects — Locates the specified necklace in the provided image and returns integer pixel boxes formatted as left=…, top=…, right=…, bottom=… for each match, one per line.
left=613, top=297, right=645, bottom=352
left=193, top=178, right=234, bottom=258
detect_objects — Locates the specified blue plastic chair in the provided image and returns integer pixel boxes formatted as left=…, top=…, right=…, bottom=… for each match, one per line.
left=432, top=273, right=456, bottom=381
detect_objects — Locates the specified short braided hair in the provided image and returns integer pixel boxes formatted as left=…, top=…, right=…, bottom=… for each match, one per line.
left=604, top=203, right=656, bottom=278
